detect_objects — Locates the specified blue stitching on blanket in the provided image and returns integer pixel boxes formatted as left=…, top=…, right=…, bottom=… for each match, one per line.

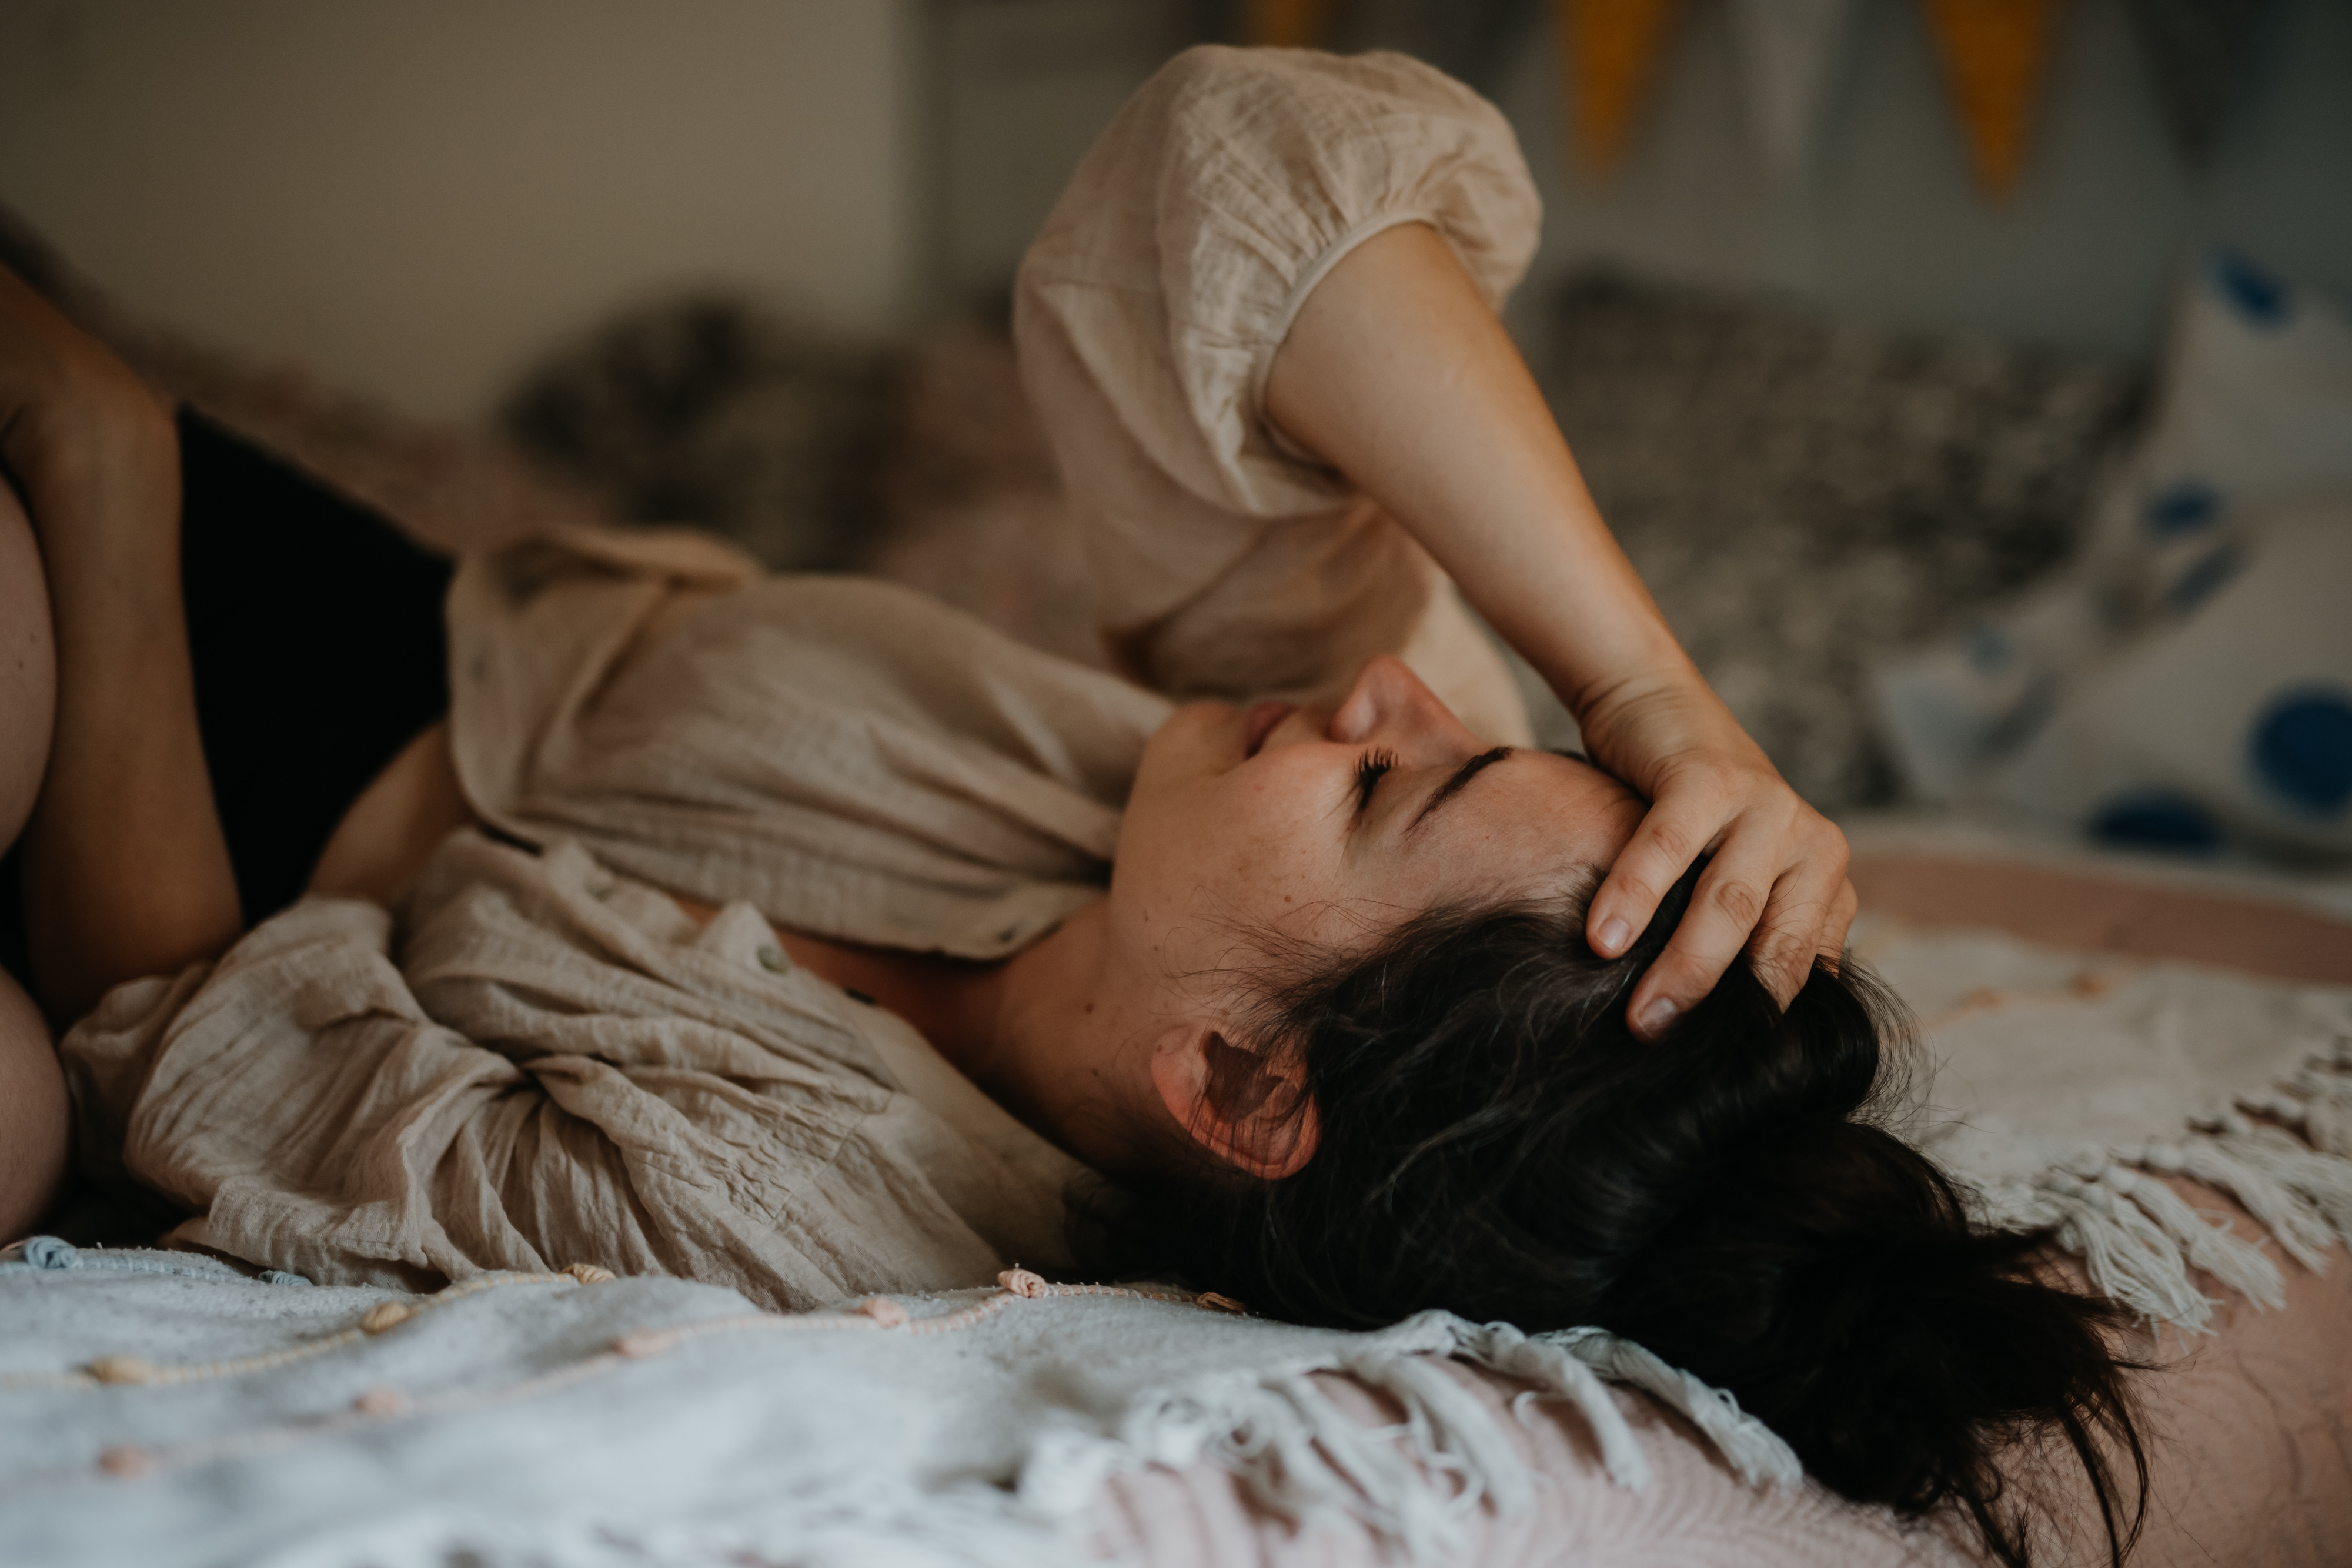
left=0, top=1238, right=309, bottom=1286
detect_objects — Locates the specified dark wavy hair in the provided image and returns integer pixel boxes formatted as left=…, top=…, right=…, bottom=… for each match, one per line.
left=1095, top=867, right=2147, bottom=1567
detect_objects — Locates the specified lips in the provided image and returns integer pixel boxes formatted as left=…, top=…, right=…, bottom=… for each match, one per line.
left=1242, top=700, right=1296, bottom=758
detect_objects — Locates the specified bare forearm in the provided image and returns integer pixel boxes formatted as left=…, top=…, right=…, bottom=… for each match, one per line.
left=1264, top=222, right=1696, bottom=724
left=1263, top=223, right=1852, bottom=1027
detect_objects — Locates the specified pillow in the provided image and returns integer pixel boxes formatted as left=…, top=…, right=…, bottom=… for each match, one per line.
left=1533, top=272, right=2139, bottom=808
left=2082, top=248, right=2352, bottom=626
left=1875, top=252, right=2352, bottom=856
left=1984, top=503, right=2352, bottom=855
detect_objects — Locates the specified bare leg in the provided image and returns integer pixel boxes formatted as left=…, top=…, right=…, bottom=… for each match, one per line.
left=3, top=273, right=238, bottom=1021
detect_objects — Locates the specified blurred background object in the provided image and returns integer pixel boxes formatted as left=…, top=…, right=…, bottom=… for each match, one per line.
left=1528, top=270, right=2141, bottom=805
left=2, top=0, right=2346, bottom=854
left=500, top=297, right=903, bottom=571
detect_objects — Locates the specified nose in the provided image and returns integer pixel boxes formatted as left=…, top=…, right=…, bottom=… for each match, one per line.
left=1327, top=656, right=1472, bottom=747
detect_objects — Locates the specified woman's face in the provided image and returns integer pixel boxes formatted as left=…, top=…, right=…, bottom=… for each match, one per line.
left=1111, top=656, right=1645, bottom=985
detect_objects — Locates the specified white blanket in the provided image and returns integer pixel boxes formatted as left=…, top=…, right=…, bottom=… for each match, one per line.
left=0, top=1248, right=1790, bottom=1568
left=1872, top=917, right=2352, bottom=1328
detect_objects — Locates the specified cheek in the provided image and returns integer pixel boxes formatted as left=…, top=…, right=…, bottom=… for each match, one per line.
left=1192, top=781, right=1368, bottom=956
left=1120, top=766, right=1337, bottom=946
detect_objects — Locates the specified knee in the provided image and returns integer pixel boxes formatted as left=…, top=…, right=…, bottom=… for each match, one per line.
left=0, top=965, right=68, bottom=1243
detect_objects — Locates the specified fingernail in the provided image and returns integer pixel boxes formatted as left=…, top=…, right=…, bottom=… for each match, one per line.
left=1635, top=998, right=1678, bottom=1037
left=1594, top=918, right=1629, bottom=955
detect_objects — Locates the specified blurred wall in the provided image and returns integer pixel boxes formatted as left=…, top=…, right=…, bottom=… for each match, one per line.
left=926, top=0, right=2351, bottom=362
left=928, top=0, right=1201, bottom=306
left=0, top=0, right=917, bottom=422
left=1487, top=0, right=2352, bottom=357
left=2, top=0, right=2344, bottom=425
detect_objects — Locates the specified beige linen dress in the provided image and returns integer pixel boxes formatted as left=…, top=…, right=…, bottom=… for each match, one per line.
left=61, top=46, right=1541, bottom=1310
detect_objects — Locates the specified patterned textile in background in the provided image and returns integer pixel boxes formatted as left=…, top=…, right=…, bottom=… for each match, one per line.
left=856, top=325, right=1108, bottom=674
left=501, top=296, right=904, bottom=573
left=1531, top=273, right=2144, bottom=808
left=496, top=302, right=1111, bottom=669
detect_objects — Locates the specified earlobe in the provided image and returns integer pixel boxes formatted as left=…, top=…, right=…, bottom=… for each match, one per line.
left=1148, top=1023, right=1321, bottom=1181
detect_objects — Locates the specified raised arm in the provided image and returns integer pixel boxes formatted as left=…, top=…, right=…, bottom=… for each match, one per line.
left=1264, top=223, right=1855, bottom=1029
left=1014, top=45, right=1851, bottom=1029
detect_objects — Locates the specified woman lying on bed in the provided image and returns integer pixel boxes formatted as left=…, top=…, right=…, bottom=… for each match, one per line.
left=0, top=47, right=2143, bottom=1568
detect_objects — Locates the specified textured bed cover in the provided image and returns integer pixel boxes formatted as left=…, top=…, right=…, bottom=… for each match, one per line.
left=1096, top=1171, right=2352, bottom=1568
left=4, top=837, right=2348, bottom=1568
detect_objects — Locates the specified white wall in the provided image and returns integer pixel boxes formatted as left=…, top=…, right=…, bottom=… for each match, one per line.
left=0, top=0, right=917, bottom=422
left=1491, top=0, right=2352, bottom=356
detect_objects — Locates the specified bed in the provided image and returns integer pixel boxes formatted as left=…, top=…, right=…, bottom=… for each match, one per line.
left=5, top=214, right=2348, bottom=1568
left=8, top=840, right=2347, bottom=1567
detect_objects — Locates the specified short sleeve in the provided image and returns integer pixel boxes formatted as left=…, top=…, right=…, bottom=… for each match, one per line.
left=1018, top=45, right=1542, bottom=523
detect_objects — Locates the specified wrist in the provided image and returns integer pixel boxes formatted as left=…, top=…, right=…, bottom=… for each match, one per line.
left=1572, top=667, right=1752, bottom=785
left=1562, top=656, right=1708, bottom=739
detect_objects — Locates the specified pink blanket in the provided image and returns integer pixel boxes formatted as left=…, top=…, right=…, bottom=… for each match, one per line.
left=1094, top=1176, right=2349, bottom=1567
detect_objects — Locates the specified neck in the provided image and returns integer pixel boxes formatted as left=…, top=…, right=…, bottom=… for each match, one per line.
left=956, top=900, right=1152, bottom=1172
left=760, top=897, right=1150, bottom=1172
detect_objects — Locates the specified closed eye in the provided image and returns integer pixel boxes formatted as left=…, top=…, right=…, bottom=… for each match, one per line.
left=1353, top=748, right=1398, bottom=813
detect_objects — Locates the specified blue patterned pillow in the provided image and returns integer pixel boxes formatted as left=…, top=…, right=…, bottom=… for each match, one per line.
left=1877, top=252, right=2352, bottom=857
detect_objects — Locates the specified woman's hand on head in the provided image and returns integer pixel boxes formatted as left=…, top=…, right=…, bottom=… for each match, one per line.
left=1578, top=672, right=1856, bottom=1037
left=1258, top=222, right=1853, bottom=1033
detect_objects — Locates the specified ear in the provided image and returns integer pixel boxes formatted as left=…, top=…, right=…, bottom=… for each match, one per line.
left=1148, top=1022, right=1320, bottom=1181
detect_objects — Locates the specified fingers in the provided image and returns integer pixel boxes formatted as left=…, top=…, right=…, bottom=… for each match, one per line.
left=1592, top=783, right=1852, bottom=1037
left=1622, top=830, right=1779, bottom=1036
left=1819, top=877, right=1859, bottom=969
left=1729, top=835, right=1853, bottom=1008
left=1583, top=778, right=1719, bottom=966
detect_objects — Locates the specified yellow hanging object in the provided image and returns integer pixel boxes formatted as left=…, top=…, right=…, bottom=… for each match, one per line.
left=1919, top=0, right=2064, bottom=198
left=1555, top=0, right=1686, bottom=177
left=1245, top=0, right=1342, bottom=49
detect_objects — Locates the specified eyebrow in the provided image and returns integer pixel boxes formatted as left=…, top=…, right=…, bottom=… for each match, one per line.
left=1408, top=746, right=1514, bottom=833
